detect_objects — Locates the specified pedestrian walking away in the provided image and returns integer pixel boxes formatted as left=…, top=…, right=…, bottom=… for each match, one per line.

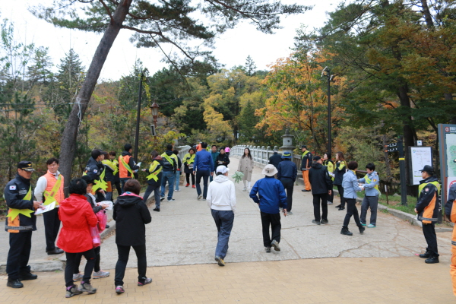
left=57, top=178, right=98, bottom=298
left=206, top=166, right=236, bottom=267
left=142, top=151, right=163, bottom=212
left=309, top=156, right=332, bottom=225
left=341, top=161, right=365, bottom=236
left=250, top=164, right=287, bottom=253
left=160, top=144, right=178, bottom=202
left=445, top=183, right=456, bottom=296
left=301, top=145, right=312, bottom=192
left=359, top=163, right=380, bottom=228
left=415, top=165, right=440, bottom=264
left=101, top=152, right=116, bottom=201
left=173, top=149, right=183, bottom=192
left=34, top=157, right=64, bottom=255
left=118, top=144, right=140, bottom=193
left=109, top=151, right=122, bottom=197
left=215, top=147, right=230, bottom=170
left=113, top=179, right=152, bottom=294
left=4, top=161, right=42, bottom=289
left=277, top=151, right=297, bottom=214
left=238, top=148, right=254, bottom=191
left=268, top=149, right=282, bottom=169
left=193, top=142, right=214, bottom=200
left=323, top=153, right=335, bottom=204
left=183, top=148, right=196, bottom=188
left=334, top=152, right=347, bottom=210
left=210, top=145, right=220, bottom=182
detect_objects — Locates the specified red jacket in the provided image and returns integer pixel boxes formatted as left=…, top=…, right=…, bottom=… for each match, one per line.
left=57, top=194, right=98, bottom=253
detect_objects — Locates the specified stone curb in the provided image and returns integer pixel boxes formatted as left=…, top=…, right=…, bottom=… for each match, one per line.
left=0, top=192, right=157, bottom=274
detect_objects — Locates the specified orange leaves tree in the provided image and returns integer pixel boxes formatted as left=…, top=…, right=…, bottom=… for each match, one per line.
left=256, top=53, right=344, bottom=154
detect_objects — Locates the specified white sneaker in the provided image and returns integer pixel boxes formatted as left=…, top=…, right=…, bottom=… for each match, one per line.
left=247, top=187, right=251, bottom=192
left=93, top=270, right=110, bottom=279
left=197, top=195, right=202, bottom=200
left=242, top=187, right=246, bottom=191
left=73, top=273, right=83, bottom=281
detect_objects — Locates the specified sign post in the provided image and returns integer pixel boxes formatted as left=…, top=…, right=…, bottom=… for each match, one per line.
left=384, top=137, right=407, bottom=206
left=438, top=124, right=456, bottom=212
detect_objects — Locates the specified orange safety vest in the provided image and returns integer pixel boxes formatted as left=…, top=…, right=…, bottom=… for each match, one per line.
left=44, top=171, right=65, bottom=205
left=119, top=155, right=133, bottom=178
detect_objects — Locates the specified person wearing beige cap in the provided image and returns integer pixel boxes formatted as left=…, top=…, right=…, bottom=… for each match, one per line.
left=249, top=164, right=287, bottom=253
left=207, top=166, right=236, bottom=266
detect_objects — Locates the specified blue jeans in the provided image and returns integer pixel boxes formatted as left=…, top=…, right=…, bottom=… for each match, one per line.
left=120, top=178, right=130, bottom=194
left=175, top=171, right=180, bottom=191
left=144, top=184, right=161, bottom=208
left=196, top=170, right=210, bottom=199
left=160, top=171, right=175, bottom=200
left=211, top=209, right=234, bottom=259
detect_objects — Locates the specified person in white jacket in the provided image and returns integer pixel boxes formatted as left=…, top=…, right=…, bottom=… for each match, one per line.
left=206, top=166, right=236, bottom=267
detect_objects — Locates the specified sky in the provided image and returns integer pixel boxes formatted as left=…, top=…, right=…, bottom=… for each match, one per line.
left=2, top=0, right=341, bottom=81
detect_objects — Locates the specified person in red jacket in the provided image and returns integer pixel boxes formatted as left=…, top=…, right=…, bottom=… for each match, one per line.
left=57, top=178, right=98, bottom=298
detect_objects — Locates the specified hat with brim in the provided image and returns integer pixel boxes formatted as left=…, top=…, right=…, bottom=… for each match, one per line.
left=419, top=165, right=434, bottom=174
left=282, top=151, right=292, bottom=159
left=262, top=164, right=278, bottom=177
left=17, top=161, right=35, bottom=172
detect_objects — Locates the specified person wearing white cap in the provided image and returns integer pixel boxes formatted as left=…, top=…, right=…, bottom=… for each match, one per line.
left=249, top=164, right=287, bottom=253
left=206, top=166, right=236, bottom=266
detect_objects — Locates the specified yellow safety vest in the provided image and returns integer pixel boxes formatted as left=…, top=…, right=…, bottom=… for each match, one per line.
left=92, top=167, right=108, bottom=192
left=43, top=176, right=62, bottom=206
left=146, top=161, right=162, bottom=182
left=112, top=159, right=119, bottom=175
left=161, top=153, right=177, bottom=167
left=364, top=174, right=380, bottom=194
left=7, top=186, right=34, bottom=221
left=184, top=153, right=195, bottom=165
left=418, top=181, right=440, bottom=195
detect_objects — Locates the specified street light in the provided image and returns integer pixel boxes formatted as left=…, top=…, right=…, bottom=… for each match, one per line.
left=322, top=66, right=334, bottom=158
left=150, top=100, right=160, bottom=137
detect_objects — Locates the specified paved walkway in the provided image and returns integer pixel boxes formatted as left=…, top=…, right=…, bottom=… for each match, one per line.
left=1, top=157, right=455, bottom=302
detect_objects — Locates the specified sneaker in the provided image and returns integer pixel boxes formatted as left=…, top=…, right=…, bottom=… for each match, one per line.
left=160, top=197, right=165, bottom=201
left=341, top=227, right=353, bottom=236
left=167, top=198, right=175, bottom=202
left=185, top=183, right=190, bottom=187
left=301, top=190, right=311, bottom=192
left=66, top=285, right=82, bottom=298
left=337, top=206, right=345, bottom=211
left=327, top=201, right=333, bottom=205
left=247, top=187, right=251, bottom=192
left=73, top=273, right=83, bottom=281
left=360, top=222, right=366, bottom=226
left=335, top=204, right=341, bottom=208
left=287, top=211, right=293, bottom=215
left=215, top=256, right=225, bottom=266
left=321, top=219, right=328, bottom=224
left=93, top=270, right=110, bottom=279
left=79, top=281, right=97, bottom=294
left=192, top=185, right=196, bottom=188
left=197, top=194, right=203, bottom=200
left=425, top=256, right=439, bottom=264
left=153, top=207, right=160, bottom=212
left=6, top=279, right=23, bottom=288
left=115, top=285, right=125, bottom=295
left=19, top=272, right=38, bottom=280
left=242, top=187, right=246, bottom=191
left=312, top=219, right=321, bottom=225
left=359, top=226, right=366, bottom=234
left=271, top=240, right=281, bottom=251
left=367, top=224, right=376, bottom=228
left=138, top=277, right=153, bottom=286
left=174, top=189, right=179, bottom=192
left=419, top=251, right=431, bottom=259
left=265, top=247, right=271, bottom=253
left=202, top=199, right=207, bottom=201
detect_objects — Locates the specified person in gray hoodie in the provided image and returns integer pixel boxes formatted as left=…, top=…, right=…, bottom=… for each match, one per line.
left=206, top=166, right=236, bottom=267
left=358, top=163, right=380, bottom=228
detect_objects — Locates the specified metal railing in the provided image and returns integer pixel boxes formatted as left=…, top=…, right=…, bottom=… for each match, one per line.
left=231, top=145, right=302, bottom=170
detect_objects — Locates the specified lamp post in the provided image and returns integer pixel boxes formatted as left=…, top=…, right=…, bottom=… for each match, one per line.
left=150, top=100, right=160, bottom=138
left=134, top=68, right=148, bottom=162
left=322, top=67, right=334, bottom=158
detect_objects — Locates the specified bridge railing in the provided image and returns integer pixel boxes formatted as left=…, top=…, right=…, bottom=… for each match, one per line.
left=231, top=145, right=302, bottom=170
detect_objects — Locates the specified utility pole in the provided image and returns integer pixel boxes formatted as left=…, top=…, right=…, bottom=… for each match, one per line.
left=134, top=68, right=148, bottom=161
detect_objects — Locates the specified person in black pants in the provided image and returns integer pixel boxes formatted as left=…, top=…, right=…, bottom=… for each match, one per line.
left=277, top=151, right=297, bottom=214
left=142, top=151, right=163, bottom=212
left=113, top=179, right=152, bottom=294
left=309, top=156, right=333, bottom=225
left=341, top=161, right=365, bottom=236
left=334, top=152, right=347, bottom=211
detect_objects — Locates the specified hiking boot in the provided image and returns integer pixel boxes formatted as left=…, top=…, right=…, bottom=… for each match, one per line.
left=79, top=281, right=97, bottom=294
left=341, top=227, right=353, bottom=236
left=367, top=224, right=376, bottom=228
left=359, top=225, right=366, bottom=235
left=265, top=247, right=271, bottom=253
left=312, top=219, right=321, bottom=225
left=215, top=256, right=225, bottom=266
left=419, top=251, right=431, bottom=259
left=153, top=207, right=160, bottom=212
left=73, top=273, right=83, bottom=281
left=425, top=256, right=439, bottom=264
left=93, top=270, right=110, bottom=279
left=115, top=285, right=125, bottom=294
left=271, top=240, right=281, bottom=251
left=66, top=285, right=82, bottom=298
left=7, top=279, right=23, bottom=288
left=19, top=273, right=38, bottom=280
left=321, top=219, right=328, bottom=224
left=138, top=277, right=152, bottom=286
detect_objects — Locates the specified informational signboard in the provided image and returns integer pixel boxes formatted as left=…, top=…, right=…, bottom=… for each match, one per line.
left=438, top=124, right=456, bottom=207
left=409, top=147, right=432, bottom=185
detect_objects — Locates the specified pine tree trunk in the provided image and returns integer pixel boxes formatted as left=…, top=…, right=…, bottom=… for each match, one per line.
left=59, top=0, right=132, bottom=194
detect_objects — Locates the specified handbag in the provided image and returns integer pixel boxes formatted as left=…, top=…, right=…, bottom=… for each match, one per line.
left=90, top=225, right=101, bottom=248
left=96, top=210, right=108, bottom=233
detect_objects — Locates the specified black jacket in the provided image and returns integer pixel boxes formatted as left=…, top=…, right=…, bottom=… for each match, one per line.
left=113, top=194, right=151, bottom=246
left=269, top=153, right=282, bottom=168
left=309, top=162, right=333, bottom=195
left=333, top=161, right=347, bottom=186
left=85, top=194, right=103, bottom=213
left=162, top=150, right=177, bottom=172
left=4, top=174, right=37, bottom=232
left=85, top=157, right=104, bottom=181
left=416, top=176, right=440, bottom=223
left=215, top=153, right=230, bottom=169
left=301, top=151, right=313, bottom=170
left=121, top=151, right=140, bottom=178
left=277, top=160, right=297, bottom=182
left=145, top=158, right=163, bottom=186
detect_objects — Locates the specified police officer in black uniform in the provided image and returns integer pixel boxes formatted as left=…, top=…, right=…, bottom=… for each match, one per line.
left=4, top=161, right=43, bottom=288
left=277, top=151, right=298, bottom=214
left=85, top=149, right=105, bottom=201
